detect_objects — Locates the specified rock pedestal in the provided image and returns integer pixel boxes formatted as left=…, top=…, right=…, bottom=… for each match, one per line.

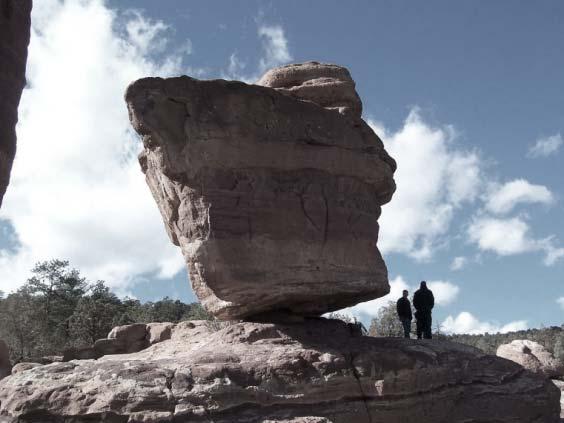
left=0, top=319, right=559, bottom=422
left=0, top=0, right=32, bottom=207
left=125, top=63, right=396, bottom=320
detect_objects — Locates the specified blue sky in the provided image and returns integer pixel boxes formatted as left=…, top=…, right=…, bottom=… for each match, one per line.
left=0, top=0, right=562, bottom=334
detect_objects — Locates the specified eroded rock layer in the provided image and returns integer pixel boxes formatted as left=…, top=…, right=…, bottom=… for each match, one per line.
left=0, top=319, right=559, bottom=422
left=125, top=64, right=396, bottom=319
left=0, top=0, right=32, bottom=207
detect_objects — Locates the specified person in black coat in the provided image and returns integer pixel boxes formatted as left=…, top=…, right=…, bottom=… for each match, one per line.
left=413, top=281, right=434, bottom=339
left=396, top=290, right=412, bottom=338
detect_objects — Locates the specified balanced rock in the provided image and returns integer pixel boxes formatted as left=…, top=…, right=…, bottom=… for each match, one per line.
left=125, top=63, right=396, bottom=320
left=496, top=339, right=564, bottom=378
left=0, top=340, right=11, bottom=380
left=0, top=319, right=559, bottom=422
left=0, top=0, right=32, bottom=207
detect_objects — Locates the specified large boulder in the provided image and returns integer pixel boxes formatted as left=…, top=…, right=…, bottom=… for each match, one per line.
left=0, top=319, right=559, bottom=422
left=552, top=379, right=564, bottom=419
left=0, top=340, right=11, bottom=380
left=146, top=322, right=174, bottom=345
left=0, top=0, right=32, bottom=207
left=125, top=63, right=396, bottom=320
left=496, top=339, right=564, bottom=378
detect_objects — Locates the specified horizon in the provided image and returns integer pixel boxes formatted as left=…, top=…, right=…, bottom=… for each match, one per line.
left=0, top=0, right=563, bottom=335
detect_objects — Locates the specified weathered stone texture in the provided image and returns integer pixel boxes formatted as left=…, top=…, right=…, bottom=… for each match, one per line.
left=0, top=319, right=559, bottom=422
left=497, top=339, right=564, bottom=379
left=257, top=61, right=363, bottom=118
left=0, top=0, right=32, bottom=207
left=125, top=63, right=396, bottom=320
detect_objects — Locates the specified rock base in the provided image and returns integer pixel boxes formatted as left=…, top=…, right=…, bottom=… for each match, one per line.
left=0, top=319, right=559, bottom=422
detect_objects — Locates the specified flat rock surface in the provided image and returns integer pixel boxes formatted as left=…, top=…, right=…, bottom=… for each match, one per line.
left=0, top=0, right=32, bottom=207
left=497, top=339, right=564, bottom=378
left=125, top=66, right=396, bottom=320
left=0, top=319, right=559, bottom=422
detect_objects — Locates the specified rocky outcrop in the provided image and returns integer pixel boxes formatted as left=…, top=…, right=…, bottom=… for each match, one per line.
left=62, top=323, right=154, bottom=361
left=497, top=339, right=564, bottom=378
left=553, top=379, right=564, bottom=419
left=10, top=362, right=41, bottom=375
left=146, top=322, right=174, bottom=345
left=0, top=340, right=10, bottom=381
left=125, top=63, right=396, bottom=320
left=0, top=319, right=559, bottom=422
left=257, top=62, right=363, bottom=118
left=0, top=0, right=32, bottom=207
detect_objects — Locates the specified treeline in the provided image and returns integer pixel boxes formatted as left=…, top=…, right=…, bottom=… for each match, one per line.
left=367, top=302, right=564, bottom=364
left=0, top=260, right=211, bottom=363
left=442, top=326, right=564, bottom=359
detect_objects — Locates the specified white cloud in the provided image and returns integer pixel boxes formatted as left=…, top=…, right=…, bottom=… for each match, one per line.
left=468, top=217, right=535, bottom=255
left=257, top=24, right=292, bottom=72
left=370, top=110, right=482, bottom=260
left=527, top=133, right=562, bottom=158
left=427, top=281, right=459, bottom=306
left=450, top=256, right=467, bottom=271
left=485, top=179, right=554, bottom=214
left=0, top=0, right=186, bottom=293
left=341, top=276, right=459, bottom=319
left=557, top=297, right=564, bottom=310
left=468, top=216, right=564, bottom=265
left=442, top=312, right=527, bottom=335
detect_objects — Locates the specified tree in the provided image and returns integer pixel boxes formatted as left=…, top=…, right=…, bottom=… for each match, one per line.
left=368, top=302, right=405, bottom=337
left=0, top=291, right=42, bottom=362
left=24, top=260, right=88, bottom=354
left=554, top=334, right=564, bottom=365
left=69, top=281, right=123, bottom=346
left=181, top=303, right=213, bottom=321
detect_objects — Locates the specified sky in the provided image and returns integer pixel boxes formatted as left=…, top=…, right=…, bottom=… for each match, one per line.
left=0, top=0, right=563, bottom=334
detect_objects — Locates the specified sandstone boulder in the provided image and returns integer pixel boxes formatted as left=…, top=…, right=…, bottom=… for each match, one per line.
left=496, top=339, right=564, bottom=378
left=0, top=340, right=11, bottom=380
left=11, top=362, right=41, bottom=375
left=125, top=63, right=396, bottom=320
left=0, top=319, right=559, bottom=422
left=552, top=379, right=564, bottom=419
left=0, top=0, right=32, bottom=207
left=257, top=62, right=362, bottom=118
left=146, top=322, right=175, bottom=345
left=107, top=323, right=147, bottom=342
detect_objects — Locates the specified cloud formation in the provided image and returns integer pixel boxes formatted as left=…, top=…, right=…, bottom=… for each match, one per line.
left=468, top=216, right=564, bottom=265
left=558, top=297, right=564, bottom=310
left=257, top=24, right=292, bottom=72
left=0, top=0, right=187, bottom=293
left=485, top=179, right=554, bottom=214
left=450, top=256, right=468, bottom=271
left=370, top=110, right=482, bottom=260
left=442, top=312, right=527, bottom=335
left=527, top=134, right=562, bottom=158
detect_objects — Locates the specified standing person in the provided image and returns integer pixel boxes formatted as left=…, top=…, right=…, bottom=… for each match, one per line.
left=396, top=290, right=412, bottom=338
left=413, top=281, right=434, bottom=339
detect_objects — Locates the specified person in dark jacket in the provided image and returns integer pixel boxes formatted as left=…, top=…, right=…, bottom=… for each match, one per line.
left=396, top=290, right=412, bottom=338
left=413, top=281, right=434, bottom=339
